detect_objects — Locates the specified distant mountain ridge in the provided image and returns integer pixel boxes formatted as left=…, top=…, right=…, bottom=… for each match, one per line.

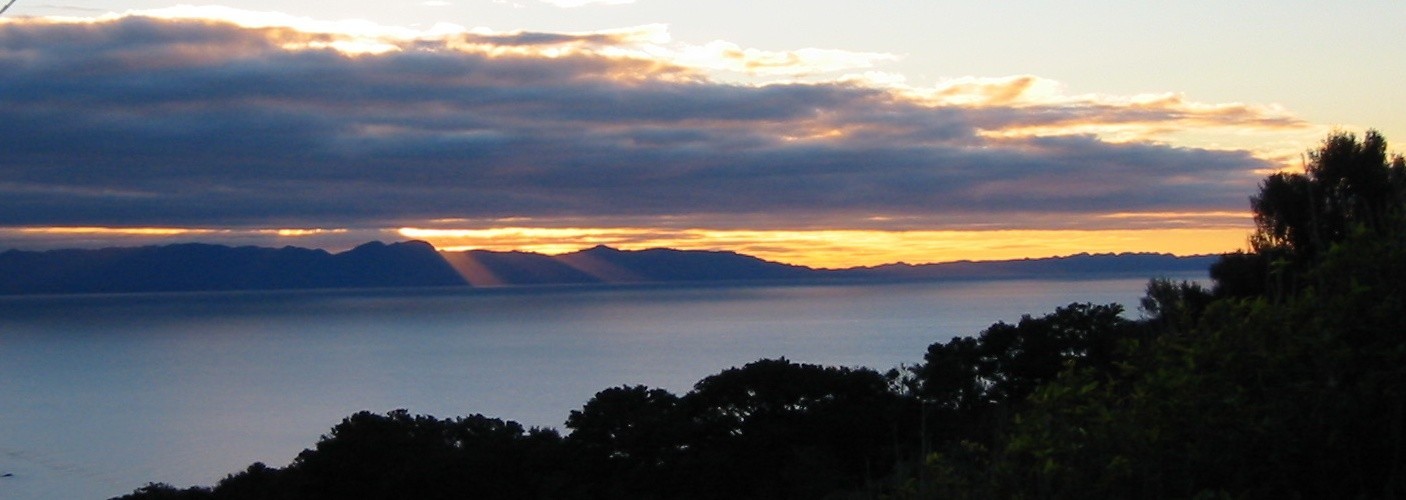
left=0, top=241, right=1217, bottom=295
left=0, top=241, right=463, bottom=295
left=848, top=252, right=1218, bottom=280
left=441, top=245, right=818, bottom=286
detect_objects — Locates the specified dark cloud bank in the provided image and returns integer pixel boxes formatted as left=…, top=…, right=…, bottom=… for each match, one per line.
left=0, top=15, right=1273, bottom=233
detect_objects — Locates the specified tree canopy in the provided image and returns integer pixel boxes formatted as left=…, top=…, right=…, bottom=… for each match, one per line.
left=1220, top=130, right=1406, bottom=297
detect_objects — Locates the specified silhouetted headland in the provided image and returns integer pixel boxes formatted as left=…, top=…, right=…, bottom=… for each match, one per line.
left=0, top=241, right=1215, bottom=295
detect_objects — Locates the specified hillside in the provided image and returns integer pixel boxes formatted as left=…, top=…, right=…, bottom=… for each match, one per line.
left=0, top=241, right=1216, bottom=295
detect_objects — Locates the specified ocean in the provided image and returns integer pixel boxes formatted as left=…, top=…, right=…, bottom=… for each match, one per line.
left=0, top=275, right=1196, bottom=499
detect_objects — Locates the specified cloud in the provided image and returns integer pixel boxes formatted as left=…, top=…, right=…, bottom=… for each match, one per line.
left=0, top=11, right=1311, bottom=245
left=674, top=40, right=901, bottom=76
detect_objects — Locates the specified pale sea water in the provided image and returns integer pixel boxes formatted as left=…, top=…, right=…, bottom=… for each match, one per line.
left=0, top=276, right=1196, bottom=499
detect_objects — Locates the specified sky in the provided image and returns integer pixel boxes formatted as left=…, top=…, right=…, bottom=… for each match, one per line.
left=1, top=1, right=1402, bottom=268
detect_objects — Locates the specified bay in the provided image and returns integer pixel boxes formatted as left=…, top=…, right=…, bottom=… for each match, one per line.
left=0, top=275, right=1195, bottom=499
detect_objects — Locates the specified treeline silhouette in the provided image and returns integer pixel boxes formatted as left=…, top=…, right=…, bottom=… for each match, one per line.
left=116, top=131, right=1406, bottom=499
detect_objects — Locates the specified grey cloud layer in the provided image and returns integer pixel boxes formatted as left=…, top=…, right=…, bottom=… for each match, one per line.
left=0, top=16, right=1270, bottom=230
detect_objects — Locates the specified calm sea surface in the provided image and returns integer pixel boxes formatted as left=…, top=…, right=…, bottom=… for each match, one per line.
left=0, top=276, right=1196, bottom=499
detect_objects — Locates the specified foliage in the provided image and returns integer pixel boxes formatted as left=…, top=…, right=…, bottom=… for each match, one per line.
left=988, top=229, right=1406, bottom=497
left=1138, top=277, right=1212, bottom=333
left=285, top=410, right=567, bottom=500
left=112, top=483, right=212, bottom=500
left=1220, top=129, right=1406, bottom=297
left=905, top=303, right=1139, bottom=498
left=911, top=303, right=1134, bottom=419
left=679, top=359, right=904, bottom=499
left=562, top=385, right=688, bottom=498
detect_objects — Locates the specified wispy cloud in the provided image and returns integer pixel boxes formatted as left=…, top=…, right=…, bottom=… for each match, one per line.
left=672, top=40, right=901, bottom=76
left=0, top=9, right=1313, bottom=255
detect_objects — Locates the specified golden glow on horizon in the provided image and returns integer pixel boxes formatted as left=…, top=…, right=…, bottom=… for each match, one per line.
left=399, top=226, right=1251, bottom=269
left=3, top=225, right=1250, bottom=268
left=398, top=227, right=657, bottom=252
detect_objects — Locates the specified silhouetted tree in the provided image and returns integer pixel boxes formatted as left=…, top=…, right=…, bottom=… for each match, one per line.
left=1208, top=250, right=1272, bottom=298
left=209, top=463, right=288, bottom=500
left=915, top=335, right=985, bottom=413
left=287, top=410, right=565, bottom=500
left=1219, top=130, right=1406, bottom=297
left=680, top=358, right=903, bottom=499
left=914, top=303, right=1133, bottom=412
left=1138, top=277, right=1212, bottom=333
left=564, top=385, right=687, bottom=499
left=112, top=483, right=212, bottom=500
